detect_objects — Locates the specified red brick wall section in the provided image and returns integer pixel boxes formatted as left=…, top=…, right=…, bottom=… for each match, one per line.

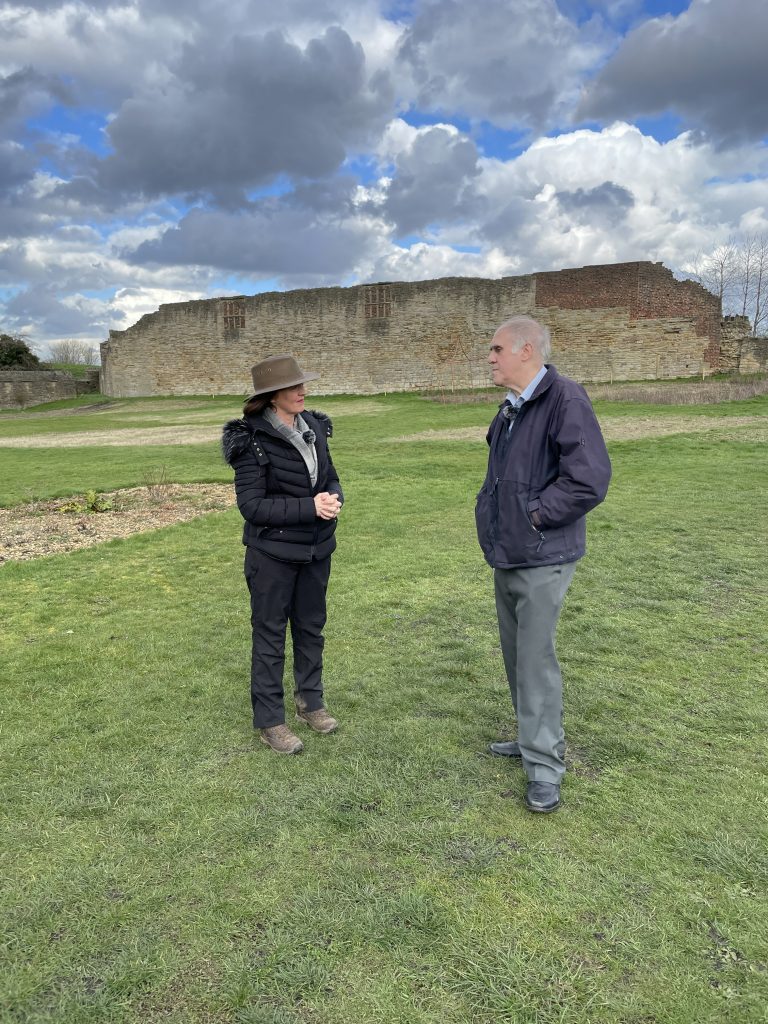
left=535, top=262, right=644, bottom=313
left=636, top=263, right=721, bottom=367
left=535, top=262, right=722, bottom=369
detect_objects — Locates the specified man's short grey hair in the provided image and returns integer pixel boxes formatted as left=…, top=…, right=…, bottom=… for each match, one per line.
left=496, top=315, right=552, bottom=361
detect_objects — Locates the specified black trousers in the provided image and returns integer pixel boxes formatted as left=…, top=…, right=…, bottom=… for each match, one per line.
left=244, top=547, right=332, bottom=729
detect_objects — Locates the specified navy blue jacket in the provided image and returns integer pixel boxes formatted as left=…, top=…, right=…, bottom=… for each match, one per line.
left=475, top=366, right=611, bottom=569
left=222, top=410, right=343, bottom=563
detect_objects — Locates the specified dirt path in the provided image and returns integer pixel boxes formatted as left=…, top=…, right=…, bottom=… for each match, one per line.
left=0, top=400, right=394, bottom=447
left=3, top=413, right=765, bottom=448
left=0, top=426, right=222, bottom=448
left=391, top=415, right=767, bottom=443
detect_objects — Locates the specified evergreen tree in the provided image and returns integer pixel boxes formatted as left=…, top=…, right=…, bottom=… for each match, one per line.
left=0, top=334, right=42, bottom=369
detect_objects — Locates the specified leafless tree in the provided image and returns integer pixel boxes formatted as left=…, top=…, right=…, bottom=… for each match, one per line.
left=48, top=339, right=99, bottom=365
left=689, top=235, right=768, bottom=335
left=689, top=238, right=739, bottom=308
left=746, top=235, right=768, bottom=336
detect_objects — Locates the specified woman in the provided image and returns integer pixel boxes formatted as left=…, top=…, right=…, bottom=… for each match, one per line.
left=222, top=354, right=343, bottom=754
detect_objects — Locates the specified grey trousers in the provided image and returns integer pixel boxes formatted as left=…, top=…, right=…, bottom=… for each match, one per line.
left=494, top=562, right=577, bottom=784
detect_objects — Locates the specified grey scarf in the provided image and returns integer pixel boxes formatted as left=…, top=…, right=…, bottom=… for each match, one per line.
left=265, top=407, right=318, bottom=486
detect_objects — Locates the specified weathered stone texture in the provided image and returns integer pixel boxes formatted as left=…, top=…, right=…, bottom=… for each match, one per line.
left=735, top=338, right=768, bottom=373
left=101, top=261, right=722, bottom=397
left=719, top=316, right=768, bottom=374
left=0, top=369, right=99, bottom=409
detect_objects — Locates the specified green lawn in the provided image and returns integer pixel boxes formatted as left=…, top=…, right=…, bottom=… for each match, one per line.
left=44, top=363, right=100, bottom=380
left=0, top=445, right=230, bottom=507
left=1, top=394, right=767, bottom=1023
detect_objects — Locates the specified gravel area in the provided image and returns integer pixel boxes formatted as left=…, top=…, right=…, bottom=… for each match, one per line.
left=1, top=483, right=234, bottom=565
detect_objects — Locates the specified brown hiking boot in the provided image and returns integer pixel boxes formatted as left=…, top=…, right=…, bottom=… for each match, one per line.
left=260, top=724, right=304, bottom=754
left=295, top=704, right=338, bottom=734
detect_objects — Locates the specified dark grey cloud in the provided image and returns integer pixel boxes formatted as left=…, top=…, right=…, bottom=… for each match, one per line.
left=287, top=175, right=360, bottom=216
left=0, top=141, right=37, bottom=192
left=383, top=126, right=482, bottom=234
left=480, top=181, right=632, bottom=255
left=555, top=181, right=633, bottom=227
left=128, top=187, right=378, bottom=283
left=0, top=170, right=150, bottom=244
left=49, top=174, right=137, bottom=212
left=557, top=0, right=640, bottom=24
left=99, top=26, right=394, bottom=198
left=396, top=0, right=608, bottom=130
left=578, top=0, right=768, bottom=146
left=0, top=204, right=49, bottom=239
left=2, top=0, right=368, bottom=18
left=134, top=0, right=362, bottom=27
left=0, top=0, right=72, bottom=9
left=4, top=285, right=100, bottom=336
left=478, top=195, right=529, bottom=245
left=142, top=0, right=372, bottom=23
left=0, top=223, right=139, bottom=296
left=0, top=67, right=72, bottom=127
left=0, top=241, right=30, bottom=281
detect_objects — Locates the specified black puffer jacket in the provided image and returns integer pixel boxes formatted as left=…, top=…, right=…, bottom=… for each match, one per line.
left=222, top=409, right=343, bottom=562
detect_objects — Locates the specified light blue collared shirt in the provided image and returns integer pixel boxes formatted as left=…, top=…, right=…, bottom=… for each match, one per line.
left=505, top=364, right=547, bottom=430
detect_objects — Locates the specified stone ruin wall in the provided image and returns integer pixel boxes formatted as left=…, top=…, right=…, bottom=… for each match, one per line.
left=100, top=262, right=723, bottom=397
left=0, top=369, right=99, bottom=410
left=719, top=315, right=768, bottom=374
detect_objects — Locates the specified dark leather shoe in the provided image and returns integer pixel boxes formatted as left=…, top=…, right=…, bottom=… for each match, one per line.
left=525, top=781, right=561, bottom=813
left=489, top=740, right=521, bottom=757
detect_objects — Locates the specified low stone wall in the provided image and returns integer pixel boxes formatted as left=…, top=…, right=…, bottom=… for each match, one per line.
left=0, top=370, right=100, bottom=409
left=719, top=335, right=768, bottom=375
left=431, top=377, right=768, bottom=405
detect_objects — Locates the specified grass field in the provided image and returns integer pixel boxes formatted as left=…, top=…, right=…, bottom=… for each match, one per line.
left=1, top=391, right=767, bottom=1023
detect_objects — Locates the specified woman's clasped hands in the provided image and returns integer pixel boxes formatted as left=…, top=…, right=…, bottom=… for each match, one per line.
left=314, top=492, right=342, bottom=520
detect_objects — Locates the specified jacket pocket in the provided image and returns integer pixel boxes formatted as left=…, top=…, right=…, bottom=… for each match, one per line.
left=493, top=481, right=545, bottom=564
left=474, top=482, right=497, bottom=560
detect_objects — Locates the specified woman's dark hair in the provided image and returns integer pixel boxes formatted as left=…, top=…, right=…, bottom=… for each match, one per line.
left=243, top=390, right=277, bottom=417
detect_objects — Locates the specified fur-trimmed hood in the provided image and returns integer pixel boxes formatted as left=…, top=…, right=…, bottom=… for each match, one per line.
left=222, top=409, right=333, bottom=465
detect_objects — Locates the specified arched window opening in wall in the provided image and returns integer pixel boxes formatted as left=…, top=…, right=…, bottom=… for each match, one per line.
left=364, top=284, right=392, bottom=319
left=222, top=300, right=246, bottom=330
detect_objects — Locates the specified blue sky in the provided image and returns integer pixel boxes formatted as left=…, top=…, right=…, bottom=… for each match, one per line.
left=1, top=0, right=766, bottom=352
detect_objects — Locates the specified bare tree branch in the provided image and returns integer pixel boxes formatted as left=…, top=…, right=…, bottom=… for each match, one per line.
left=689, top=235, right=768, bottom=336
left=48, top=340, right=99, bottom=365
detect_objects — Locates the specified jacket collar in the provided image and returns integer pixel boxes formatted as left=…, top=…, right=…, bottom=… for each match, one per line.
left=246, top=408, right=327, bottom=443
left=495, top=365, right=557, bottom=414
left=528, top=364, right=557, bottom=402
left=245, top=413, right=288, bottom=440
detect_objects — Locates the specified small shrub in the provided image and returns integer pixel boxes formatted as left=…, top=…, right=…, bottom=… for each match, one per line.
left=85, top=490, right=112, bottom=512
left=143, top=465, right=171, bottom=503
left=58, top=490, right=113, bottom=514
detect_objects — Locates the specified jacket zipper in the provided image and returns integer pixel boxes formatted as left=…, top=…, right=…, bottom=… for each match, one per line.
left=256, top=427, right=322, bottom=560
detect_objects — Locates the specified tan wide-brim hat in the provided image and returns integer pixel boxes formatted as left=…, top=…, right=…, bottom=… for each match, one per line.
left=249, top=353, right=320, bottom=396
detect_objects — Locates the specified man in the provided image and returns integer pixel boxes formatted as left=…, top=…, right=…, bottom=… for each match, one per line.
left=475, top=316, right=611, bottom=813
